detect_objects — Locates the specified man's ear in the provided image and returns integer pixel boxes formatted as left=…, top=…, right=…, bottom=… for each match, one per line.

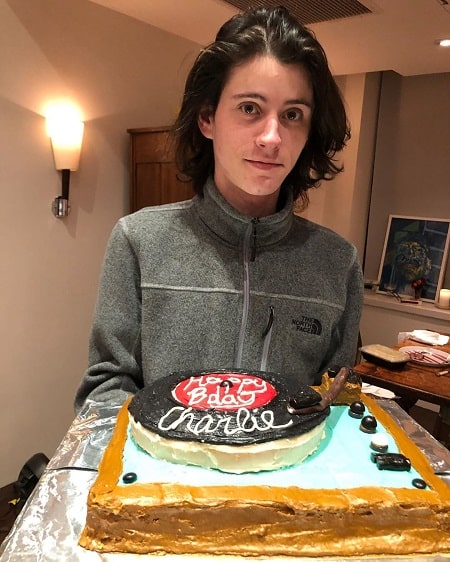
left=198, top=108, right=214, bottom=139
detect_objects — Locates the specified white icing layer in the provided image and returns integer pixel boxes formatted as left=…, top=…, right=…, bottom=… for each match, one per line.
left=130, top=412, right=324, bottom=473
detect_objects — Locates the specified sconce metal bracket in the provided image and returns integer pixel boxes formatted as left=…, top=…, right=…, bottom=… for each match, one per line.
left=52, top=169, right=71, bottom=218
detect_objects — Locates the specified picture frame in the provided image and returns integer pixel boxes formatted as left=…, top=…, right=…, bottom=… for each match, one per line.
left=377, top=215, right=450, bottom=302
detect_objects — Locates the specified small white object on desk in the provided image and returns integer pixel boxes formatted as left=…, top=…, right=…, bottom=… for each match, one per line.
left=436, top=288, right=450, bottom=309
left=398, top=329, right=449, bottom=346
left=361, top=383, right=396, bottom=399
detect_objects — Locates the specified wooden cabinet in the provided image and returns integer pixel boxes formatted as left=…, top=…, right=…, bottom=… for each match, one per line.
left=128, top=127, right=195, bottom=213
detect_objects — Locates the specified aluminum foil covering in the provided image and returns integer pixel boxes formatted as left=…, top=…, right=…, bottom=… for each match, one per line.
left=1, top=399, right=449, bottom=562
left=380, top=398, right=450, bottom=481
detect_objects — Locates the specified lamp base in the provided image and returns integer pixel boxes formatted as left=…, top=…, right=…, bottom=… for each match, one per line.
left=52, top=196, right=70, bottom=218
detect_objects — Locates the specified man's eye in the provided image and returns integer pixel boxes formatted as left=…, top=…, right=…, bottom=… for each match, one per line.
left=240, top=103, right=257, bottom=115
left=285, top=109, right=302, bottom=121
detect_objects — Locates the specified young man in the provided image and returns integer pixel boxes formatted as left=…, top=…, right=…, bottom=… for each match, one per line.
left=75, top=6, right=363, bottom=411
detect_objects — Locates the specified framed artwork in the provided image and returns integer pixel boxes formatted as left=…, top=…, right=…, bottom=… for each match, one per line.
left=377, top=215, right=450, bottom=302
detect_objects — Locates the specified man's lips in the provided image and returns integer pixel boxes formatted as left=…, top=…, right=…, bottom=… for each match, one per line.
left=246, top=159, right=283, bottom=170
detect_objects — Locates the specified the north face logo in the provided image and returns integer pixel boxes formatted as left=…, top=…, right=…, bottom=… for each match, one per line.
left=292, top=316, right=322, bottom=335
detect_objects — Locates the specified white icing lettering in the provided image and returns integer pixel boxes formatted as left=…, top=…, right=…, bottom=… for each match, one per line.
left=185, top=386, right=208, bottom=406
left=172, top=374, right=276, bottom=410
left=158, top=406, right=293, bottom=436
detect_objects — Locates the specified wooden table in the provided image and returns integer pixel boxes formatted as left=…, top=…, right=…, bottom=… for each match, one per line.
left=354, top=338, right=450, bottom=409
left=354, top=338, right=450, bottom=441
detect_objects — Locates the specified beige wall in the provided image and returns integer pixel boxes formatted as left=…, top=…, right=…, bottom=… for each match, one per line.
left=302, top=72, right=380, bottom=259
left=364, top=70, right=450, bottom=288
left=0, top=0, right=198, bottom=486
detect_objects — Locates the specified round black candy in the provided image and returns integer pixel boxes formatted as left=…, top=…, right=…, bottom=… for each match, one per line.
left=412, top=478, right=427, bottom=489
left=348, top=401, right=365, bottom=419
left=122, top=472, right=137, bottom=484
left=327, top=365, right=341, bottom=378
left=347, top=370, right=362, bottom=385
left=360, top=415, right=377, bottom=433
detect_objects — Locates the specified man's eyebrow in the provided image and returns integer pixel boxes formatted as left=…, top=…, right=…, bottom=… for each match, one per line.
left=232, top=92, right=313, bottom=108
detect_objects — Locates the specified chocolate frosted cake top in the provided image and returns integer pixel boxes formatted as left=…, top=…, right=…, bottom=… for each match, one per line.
left=128, top=369, right=329, bottom=446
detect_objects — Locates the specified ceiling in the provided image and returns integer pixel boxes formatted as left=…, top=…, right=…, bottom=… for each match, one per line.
left=88, top=0, right=450, bottom=76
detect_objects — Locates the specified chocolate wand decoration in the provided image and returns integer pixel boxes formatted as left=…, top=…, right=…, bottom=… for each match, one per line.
left=288, top=367, right=351, bottom=415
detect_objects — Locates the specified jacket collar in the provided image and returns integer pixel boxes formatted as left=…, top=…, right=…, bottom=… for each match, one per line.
left=194, top=177, right=294, bottom=248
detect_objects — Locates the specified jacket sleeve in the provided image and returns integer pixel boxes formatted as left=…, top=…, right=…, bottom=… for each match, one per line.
left=319, top=246, right=364, bottom=377
left=74, top=219, right=143, bottom=412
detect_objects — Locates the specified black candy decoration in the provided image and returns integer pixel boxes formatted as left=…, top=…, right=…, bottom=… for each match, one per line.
left=412, top=478, right=427, bottom=489
left=347, top=370, right=362, bottom=385
left=327, top=365, right=341, bottom=378
left=373, top=453, right=411, bottom=471
left=348, top=401, right=365, bottom=419
left=360, top=415, right=377, bottom=433
left=288, top=387, right=322, bottom=411
left=122, top=472, right=138, bottom=484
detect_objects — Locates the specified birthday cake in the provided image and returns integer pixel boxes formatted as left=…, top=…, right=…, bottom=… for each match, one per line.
left=128, top=369, right=335, bottom=473
left=79, top=368, right=450, bottom=557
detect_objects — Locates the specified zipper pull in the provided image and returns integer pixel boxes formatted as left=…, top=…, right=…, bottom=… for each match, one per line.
left=250, top=217, right=259, bottom=262
left=262, top=306, right=274, bottom=338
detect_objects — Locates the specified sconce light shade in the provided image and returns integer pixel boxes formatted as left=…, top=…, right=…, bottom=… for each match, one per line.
left=46, top=104, right=84, bottom=217
left=47, top=119, right=84, bottom=171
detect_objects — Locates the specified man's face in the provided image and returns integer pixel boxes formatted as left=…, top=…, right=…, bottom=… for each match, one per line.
left=198, top=55, right=313, bottom=216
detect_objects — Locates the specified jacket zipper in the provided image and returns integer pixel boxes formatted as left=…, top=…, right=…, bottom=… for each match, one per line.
left=250, top=217, right=259, bottom=262
left=235, top=218, right=272, bottom=370
left=260, top=305, right=274, bottom=371
left=234, top=221, right=254, bottom=368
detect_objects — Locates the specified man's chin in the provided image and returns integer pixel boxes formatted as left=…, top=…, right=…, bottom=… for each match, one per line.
left=243, top=178, right=285, bottom=197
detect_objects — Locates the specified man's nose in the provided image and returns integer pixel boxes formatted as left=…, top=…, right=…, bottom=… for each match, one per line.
left=257, top=116, right=281, bottom=148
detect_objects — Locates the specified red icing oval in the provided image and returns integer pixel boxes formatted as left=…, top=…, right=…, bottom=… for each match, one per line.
left=172, top=373, right=277, bottom=411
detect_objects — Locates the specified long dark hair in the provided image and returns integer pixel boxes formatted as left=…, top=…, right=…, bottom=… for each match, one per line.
left=173, top=6, right=350, bottom=207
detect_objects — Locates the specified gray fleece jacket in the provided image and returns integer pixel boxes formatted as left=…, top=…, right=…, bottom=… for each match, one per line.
left=75, top=178, right=363, bottom=412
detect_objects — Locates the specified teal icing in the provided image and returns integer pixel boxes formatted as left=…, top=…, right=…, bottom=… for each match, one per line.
left=121, top=405, right=424, bottom=489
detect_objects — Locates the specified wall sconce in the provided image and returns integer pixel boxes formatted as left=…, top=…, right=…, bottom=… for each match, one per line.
left=46, top=104, right=84, bottom=218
